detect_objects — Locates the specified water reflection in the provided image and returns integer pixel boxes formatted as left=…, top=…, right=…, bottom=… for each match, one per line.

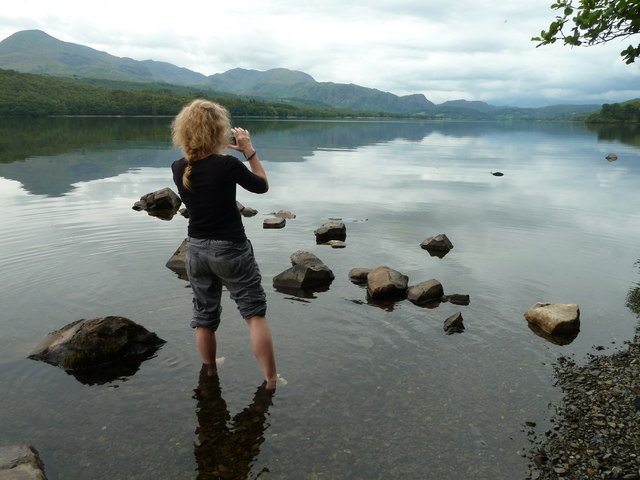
left=0, top=117, right=608, bottom=197
left=193, top=366, right=274, bottom=480
left=527, top=322, right=579, bottom=346
left=627, top=260, right=640, bottom=317
left=64, top=350, right=161, bottom=385
left=587, top=123, right=640, bottom=149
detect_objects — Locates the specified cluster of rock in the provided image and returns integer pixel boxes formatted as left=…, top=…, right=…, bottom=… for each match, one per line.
left=349, top=265, right=468, bottom=334
left=527, top=334, right=640, bottom=479
left=134, top=185, right=581, bottom=344
left=263, top=210, right=294, bottom=229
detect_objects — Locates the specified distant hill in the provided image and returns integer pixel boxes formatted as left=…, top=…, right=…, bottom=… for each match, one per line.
left=208, top=67, right=434, bottom=113
left=0, top=29, right=604, bottom=119
left=0, top=30, right=433, bottom=114
left=0, top=29, right=209, bottom=86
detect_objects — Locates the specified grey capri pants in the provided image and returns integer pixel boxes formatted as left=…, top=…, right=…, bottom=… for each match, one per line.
left=186, top=237, right=267, bottom=330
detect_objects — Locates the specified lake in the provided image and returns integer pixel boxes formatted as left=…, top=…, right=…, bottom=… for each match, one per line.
left=0, top=117, right=639, bottom=479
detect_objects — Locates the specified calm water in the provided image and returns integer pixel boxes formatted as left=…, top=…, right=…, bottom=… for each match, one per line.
left=0, top=117, right=639, bottom=479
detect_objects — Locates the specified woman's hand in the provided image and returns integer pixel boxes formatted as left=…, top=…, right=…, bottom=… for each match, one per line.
left=228, top=127, right=255, bottom=158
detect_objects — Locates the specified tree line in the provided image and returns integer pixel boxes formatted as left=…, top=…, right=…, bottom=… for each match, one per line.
left=0, top=68, right=382, bottom=118
left=586, top=99, right=640, bottom=124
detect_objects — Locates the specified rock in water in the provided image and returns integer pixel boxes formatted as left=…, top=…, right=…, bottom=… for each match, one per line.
left=407, top=279, right=444, bottom=306
left=420, top=234, right=454, bottom=254
left=0, top=444, right=47, bottom=480
left=524, top=302, right=580, bottom=336
left=443, top=312, right=465, bottom=334
left=314, top=222, right=346, bottom=244
left=273, top=251, right=335, bottom=292
left=491, top=171, right=504, bottom=176
left=348, top=268, right=373, bottom=285
left=605, top=153, right=618, bottom=161
left=132, top=187, right=182, bottom=220
left=263, top=217, right=286, bottom=229
left=367, top=266, right=409, bottom=300
left=166, top=238, right=188, bottom=279
left=274, top=210, right=296, bottom=219
left=29, top=316, right=165, bottom=371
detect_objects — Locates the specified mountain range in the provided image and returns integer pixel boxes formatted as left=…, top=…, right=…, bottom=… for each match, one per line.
left=0, top=29, right=600, bottom=118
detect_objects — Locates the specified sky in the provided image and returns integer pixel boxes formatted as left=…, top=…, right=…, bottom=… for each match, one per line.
left=1, top=0, right=639, bottom=107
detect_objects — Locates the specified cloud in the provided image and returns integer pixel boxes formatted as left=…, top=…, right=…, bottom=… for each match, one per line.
left=0, top=0, right=639, bottom=106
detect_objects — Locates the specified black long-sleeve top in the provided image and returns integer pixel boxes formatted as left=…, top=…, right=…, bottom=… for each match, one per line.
left=171, top=154, right=268, bottom=241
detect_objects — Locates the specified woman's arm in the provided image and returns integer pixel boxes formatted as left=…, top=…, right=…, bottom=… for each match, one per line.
left=229, top=127, right=269, bottom=191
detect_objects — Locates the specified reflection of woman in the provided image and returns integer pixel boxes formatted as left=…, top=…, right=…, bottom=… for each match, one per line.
left=193, top=365, right=275, bottom=479
left=171, top=99, right=277, bottom=387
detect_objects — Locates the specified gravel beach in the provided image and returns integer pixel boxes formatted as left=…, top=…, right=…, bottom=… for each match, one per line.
left=527, top=328, right=640, bottom=479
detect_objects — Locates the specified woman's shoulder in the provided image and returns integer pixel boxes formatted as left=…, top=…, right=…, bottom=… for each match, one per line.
left=171, top=158, right=187, bottom=172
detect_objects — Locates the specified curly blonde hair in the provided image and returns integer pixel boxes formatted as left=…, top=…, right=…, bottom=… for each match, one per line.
left=171, top=99, right=232, bottom=190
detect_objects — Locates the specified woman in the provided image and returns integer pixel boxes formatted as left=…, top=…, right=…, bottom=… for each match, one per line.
left=171, top=99, right=277, bottom=388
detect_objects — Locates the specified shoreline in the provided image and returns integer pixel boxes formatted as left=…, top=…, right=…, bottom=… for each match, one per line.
left=527, top=328, right=640, bottom=479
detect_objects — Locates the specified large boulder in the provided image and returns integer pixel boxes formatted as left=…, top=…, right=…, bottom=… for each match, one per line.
left=166, top=238, right=188, bottom=280
left=29, top=316, right=165, bottom=372
left=0, top=444, right=47, bottom=480
left=314, top=222, right=346, bottom=244
left=407, top=279, right=444, bottom=306
left=420, top=234, right=454, bottom=254
left=273, top=251, right=334, bottom=292
left=132, top=187, right=182, bottom=220
left=524, top=302, right=580, bottom=336
left=367, top=266, right=409, bottom=300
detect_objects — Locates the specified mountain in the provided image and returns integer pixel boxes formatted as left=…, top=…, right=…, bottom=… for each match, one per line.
left=0, top=29, right=602, bottom=118
left=0, top=29, right=209, bottom=86
left=439, top=100, right=499, bottom=112
left=208, top=68, right=434, bottom=113
left=0, top=30, right=433, bottom=114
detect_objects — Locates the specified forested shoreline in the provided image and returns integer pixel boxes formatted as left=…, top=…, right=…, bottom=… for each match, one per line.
left=0, top=69, right=378, bottom=118
left=2, top=67, right=639, bottom=123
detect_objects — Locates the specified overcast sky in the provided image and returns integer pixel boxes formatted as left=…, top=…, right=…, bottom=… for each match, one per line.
left=1, top=0, right=639, bottom=107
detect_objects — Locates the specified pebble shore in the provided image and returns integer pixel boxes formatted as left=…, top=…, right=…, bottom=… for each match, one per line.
left=527, top=330, right=640, bottom=479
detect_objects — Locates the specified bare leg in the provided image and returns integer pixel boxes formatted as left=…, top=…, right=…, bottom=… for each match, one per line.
left=196, top=327, right=218, bottom=376
left=245, top=315, right=277, bottom=388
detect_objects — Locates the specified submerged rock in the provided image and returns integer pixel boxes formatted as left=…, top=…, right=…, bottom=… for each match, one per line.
left=314, top=222, right=346, bottom=244
left=348, top=268, right=373, bottom=285
left=0, top=444, right=47, bottom=480
left=442, top=294, right=471, bottom=306
left=443, top=312, right=465, bottom=334
left=367, top=266, right=408, bottom=300
left=605, top=153, right=618, bottom=161
left=524, top=302, right=580, bottom=336
left=407, top=279, right=444, bottom=306
left=326, top=240, right=346, bottom=248
left=132, top=187, right=182, bottom=220
left=29, top=316, right=165, bottom=373
left=420, top=234, right=454, bottom=254
left=274, top=210, right=296, bottom=219
left=166, top=238, right=188, bottom=280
